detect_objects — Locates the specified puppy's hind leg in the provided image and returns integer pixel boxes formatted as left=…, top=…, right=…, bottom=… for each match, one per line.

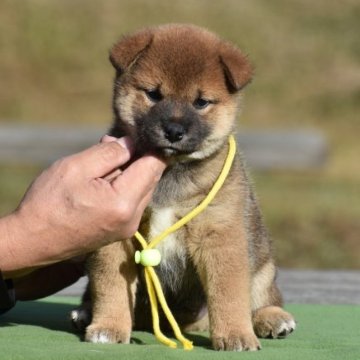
left=253, top=305, right=296, bottom=339
left=251, top=263, right=296, bottom=339
left=70, top=284, right=92, bottom=332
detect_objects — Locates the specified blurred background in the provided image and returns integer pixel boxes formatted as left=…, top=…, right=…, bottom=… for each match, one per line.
left=0, top=0, right=359, bottom=269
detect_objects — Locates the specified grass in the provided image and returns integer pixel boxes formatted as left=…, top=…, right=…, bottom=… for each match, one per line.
left=0, top=0, right=359, bottom=268
left=1, top=296, right=359, bottom=360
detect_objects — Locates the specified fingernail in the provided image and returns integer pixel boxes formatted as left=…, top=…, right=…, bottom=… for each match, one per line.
left=116, top=136, right=134, bottom=154
left=100, top=134, right=117, bottom=143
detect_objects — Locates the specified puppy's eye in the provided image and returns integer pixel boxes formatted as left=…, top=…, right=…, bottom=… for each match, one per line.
left=193, top=98, right=211, bottom=110
left=145, top=89, right=163, bottom=103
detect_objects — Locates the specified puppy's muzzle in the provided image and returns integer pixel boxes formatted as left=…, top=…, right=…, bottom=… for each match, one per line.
left=135, top=100, right=210, bottom=157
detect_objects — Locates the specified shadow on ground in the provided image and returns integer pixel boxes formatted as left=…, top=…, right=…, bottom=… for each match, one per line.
left=0, top=299, right=78, bottom=334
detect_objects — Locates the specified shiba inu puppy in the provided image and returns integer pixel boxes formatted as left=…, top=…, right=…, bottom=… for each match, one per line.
left=72, top=24, right=295, bottom=351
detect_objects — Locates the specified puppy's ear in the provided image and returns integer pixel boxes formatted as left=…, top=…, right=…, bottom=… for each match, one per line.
left=109, top=29, right=153, bottom=74
left=219, top=42, right=253, bottom=93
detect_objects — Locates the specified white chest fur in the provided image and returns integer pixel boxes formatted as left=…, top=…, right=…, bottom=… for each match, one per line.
left=149, top=207, right=187, bottom=267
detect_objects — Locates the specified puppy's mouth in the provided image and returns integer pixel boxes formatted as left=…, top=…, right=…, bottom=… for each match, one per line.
left=160, top=146, right=180, bottom=157
left=134, top=124, right=202, bottom=159
left=144, top=141, right=199, bottom=160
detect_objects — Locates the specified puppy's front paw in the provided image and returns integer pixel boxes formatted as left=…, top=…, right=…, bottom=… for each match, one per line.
left=253, top=306, right=296, bottom=339
left=85, top=324, right=131, bottom=344
left=212, top=330, right=261, bottom=351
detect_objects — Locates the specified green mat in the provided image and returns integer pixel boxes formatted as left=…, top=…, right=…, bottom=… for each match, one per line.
left=0, top=296, right=359, bottom=360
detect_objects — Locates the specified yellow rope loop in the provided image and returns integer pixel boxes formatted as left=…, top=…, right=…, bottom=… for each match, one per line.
left=147, top=267, right=194, bottom=350
left=133, top=135, right=236, bottom=350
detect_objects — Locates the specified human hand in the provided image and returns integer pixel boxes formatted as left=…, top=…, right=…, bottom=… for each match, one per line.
left=2, top=136, right=166, bottom=274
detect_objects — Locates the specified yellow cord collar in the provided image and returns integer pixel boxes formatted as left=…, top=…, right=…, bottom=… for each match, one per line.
left=134, top=135, right=237, bottom=350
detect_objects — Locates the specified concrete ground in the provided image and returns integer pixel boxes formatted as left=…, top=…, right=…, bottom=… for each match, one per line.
left=56, top=269, right=360, bottom=305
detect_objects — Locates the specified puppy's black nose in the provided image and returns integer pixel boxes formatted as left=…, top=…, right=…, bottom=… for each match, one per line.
left=163, top=122, right=186, bottom=143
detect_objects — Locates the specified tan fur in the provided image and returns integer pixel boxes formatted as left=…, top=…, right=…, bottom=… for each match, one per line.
left=85, top=240, right=138, bottom=344
left=79, top=24, right=295, bottom=351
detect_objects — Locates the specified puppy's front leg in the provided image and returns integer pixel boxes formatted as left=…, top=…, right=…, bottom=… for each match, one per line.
left=85, top=240, right=137, bottom=344
left=193, top=227, right=261, bottom=351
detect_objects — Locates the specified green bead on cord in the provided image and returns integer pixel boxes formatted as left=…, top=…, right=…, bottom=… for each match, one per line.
left=135, top=249, right=162, bottom=267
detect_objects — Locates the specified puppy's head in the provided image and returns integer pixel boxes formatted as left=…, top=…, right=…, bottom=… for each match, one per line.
left=110, top=24, right=252, bottom=161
